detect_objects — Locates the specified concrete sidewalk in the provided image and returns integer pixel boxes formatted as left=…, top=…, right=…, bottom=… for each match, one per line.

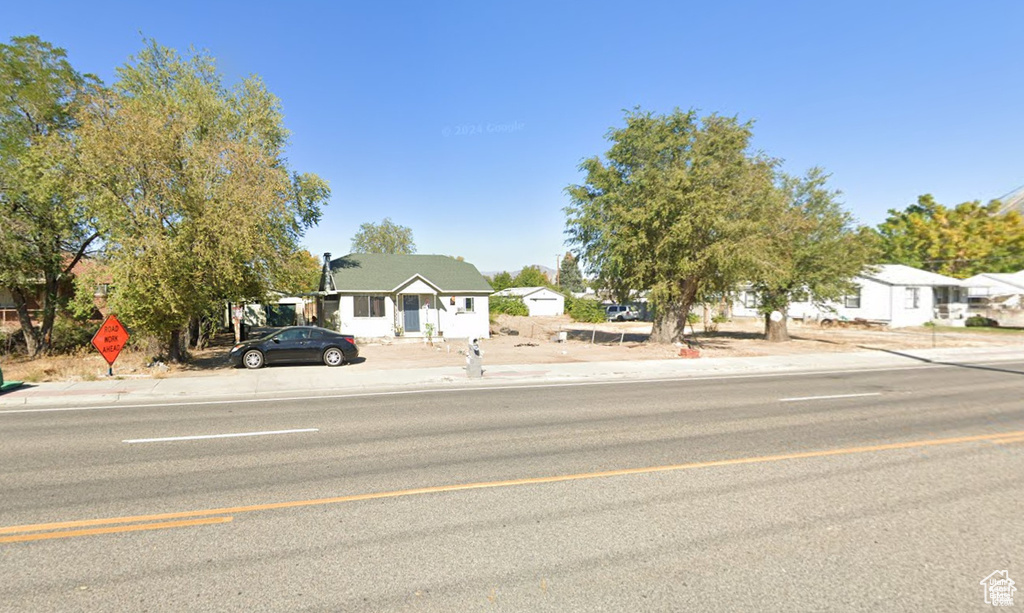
left=0, top=345, right=1021, bottom=408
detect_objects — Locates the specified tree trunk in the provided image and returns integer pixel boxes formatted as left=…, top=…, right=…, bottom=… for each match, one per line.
left=168, top=329, right=185, bottom=363
left=650, top=280, right=698, bottom=344
left=37, top=273, right=60, bottom=353
left=764, top=311, right=791, bottom=342
left=10, top=287, right=41, bottom=356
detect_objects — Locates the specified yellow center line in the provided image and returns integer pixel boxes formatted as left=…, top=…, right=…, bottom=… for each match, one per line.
left=3, top=429, right=1023, bottom=539
left=0, top=516, right=232, bottom=544
left=992, top=435, right=1024, bottom=445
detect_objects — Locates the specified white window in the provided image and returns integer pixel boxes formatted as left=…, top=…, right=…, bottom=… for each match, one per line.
left=742, top=291, right=758, bottom=308
left=905, top=287, right=920, bottom=309
left=464, top=297, right=475, bottom=313
left=843, top=288, right=861, bottom=309
left=354, top=295, right=386, bottom=318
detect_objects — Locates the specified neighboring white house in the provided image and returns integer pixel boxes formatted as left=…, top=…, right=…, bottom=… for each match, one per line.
left=732, top=264, right=968, bottom=327
left=960, top=270, right=1024, bottom=326
left=316, top=253, right=493, bottom=339
left=493, top=286, right=565, bottom=316
left=960, top=271, right=1024, bottom=304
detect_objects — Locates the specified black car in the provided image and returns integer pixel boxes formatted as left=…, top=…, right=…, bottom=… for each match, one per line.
left=229, top=326, right=358, bottom=369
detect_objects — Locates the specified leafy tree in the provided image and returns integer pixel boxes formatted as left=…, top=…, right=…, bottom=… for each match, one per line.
left=876, top=195, right=1024, bottom=277
left=558, top=252, right=584, bottom=292
left=0, top=36, right=100, bottom=355
left=565, top=108, right=779, bottom=343
left=488, top=271, right=514, bottom=291
left=565, top=296, right=605, bottom=322
left=513, top=265, right=549, bottom=287
left=751, top=168, right=877, bottom=341
left=272, top=249, right=323, bottom=295
left=73, top=40, right=329, bottom=362
left=351, top=217, right=416, bottom=254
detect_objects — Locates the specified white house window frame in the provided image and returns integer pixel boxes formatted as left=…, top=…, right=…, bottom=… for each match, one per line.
left=905, top=287, right=921, bottom=309
left=843, top=288, right=861, bottom=309
left=463, top=297, right=475, bottom=313
left=742, top=291, right=758, bottom=308
left=353, top=294, right=386, bottom=318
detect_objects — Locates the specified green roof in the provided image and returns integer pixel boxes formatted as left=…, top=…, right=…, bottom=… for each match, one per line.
left=325, top=254, right=493, bottom=293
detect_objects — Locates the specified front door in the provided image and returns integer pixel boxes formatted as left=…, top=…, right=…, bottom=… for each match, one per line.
left=403, top=295, right=420, bottom=333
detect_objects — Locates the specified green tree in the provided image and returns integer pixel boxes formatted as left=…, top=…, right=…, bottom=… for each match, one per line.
left=351, top=217, right=416, bottom=254
left=565, top=108, right=779, bottom=343
left=273, top=249, right=323, bottom=295
left=558, top=252, right=584, bottom=292
left=751, top=168, right=878, bottom=341
left=0, top=36, right=100, bottom=355
left=73, top=40, right=329, bottom=362
left=513, top=265, right=549, bottom=287
left=876, top=195, right=1024, bottom=277
left=488, top=271, right=514, bottom=291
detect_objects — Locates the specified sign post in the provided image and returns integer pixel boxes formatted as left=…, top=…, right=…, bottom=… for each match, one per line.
left=232, top=305, right=244, bottom=343
left=91, top=314, right=131, bottom=376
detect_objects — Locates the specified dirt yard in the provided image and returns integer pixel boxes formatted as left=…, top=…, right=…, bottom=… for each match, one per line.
left=2, top=315, right=1022, bottom=383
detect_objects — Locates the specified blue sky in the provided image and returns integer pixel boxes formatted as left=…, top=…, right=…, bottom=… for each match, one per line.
left=4, top=1, right=1023, bottom=273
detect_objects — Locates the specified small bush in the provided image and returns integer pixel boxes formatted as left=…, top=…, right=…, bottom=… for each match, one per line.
left=966, top=315, right=999, bottom=328
left=686, top=312, right=700, bottom=324
left=490, top=296, right=529, bottom=316
left=50, top=316, right=97, bottom=353
left=712, top=313, right=729, bottom=324
left=566, top=296, right=606, bottom=323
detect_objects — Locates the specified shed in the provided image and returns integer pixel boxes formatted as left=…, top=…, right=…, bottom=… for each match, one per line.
left=493, top=287, right=565, bottom=317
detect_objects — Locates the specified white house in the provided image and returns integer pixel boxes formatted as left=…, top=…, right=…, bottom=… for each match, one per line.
left=960, top=271, right=1024, bottom=304
left=732, top=264, right=967, bottom=327
left=316, top=253, right=493, bottom=339
left=493, top=286, right=565, bottom=316
left=960, top=270, right=1024, bottom=326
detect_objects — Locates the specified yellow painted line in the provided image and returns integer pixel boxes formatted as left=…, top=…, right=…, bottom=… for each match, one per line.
left=3, top=429, right=1023, bottom=538
left=0, top=516, right=232, bottom=544
left=992, top=435, right=1024, bottom=445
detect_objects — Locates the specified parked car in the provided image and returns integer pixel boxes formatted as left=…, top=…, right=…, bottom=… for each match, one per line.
left=229, top=326, right=358, bottom=369
left=605, top=305, right=639, bottom=321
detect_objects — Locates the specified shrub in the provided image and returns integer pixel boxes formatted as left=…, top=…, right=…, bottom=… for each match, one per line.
left=712, top=313, right=729, bottom=324
left=50, top=316, right=98, bottom=353
left=966, top=315, right=999, bottom=328
left=490, top=295, right=529, bottom=316
left=566, top=296, right=606, bottom=323
left=686, top=312, right=700, bottom=324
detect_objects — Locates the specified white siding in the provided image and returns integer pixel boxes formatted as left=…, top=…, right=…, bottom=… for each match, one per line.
left=523, top=289, right=564, bottom=316
left=731, top=278, right=943, bottom=327
left=337, top=295, right=396, bottom=337
left=329, top=293, right=490, bottom=339
left=438, top=294, right=490, bottom=339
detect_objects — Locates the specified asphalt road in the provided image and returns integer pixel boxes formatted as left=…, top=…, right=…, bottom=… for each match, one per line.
left=1, top=359, right=1022, bottom=611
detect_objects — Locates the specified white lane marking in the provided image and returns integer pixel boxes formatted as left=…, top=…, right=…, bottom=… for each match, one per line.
left=122, top=428, right=319, bottom=444
left=780, top=392, right=882, bottom=403
left=1, top=358, right=1020, bottom=415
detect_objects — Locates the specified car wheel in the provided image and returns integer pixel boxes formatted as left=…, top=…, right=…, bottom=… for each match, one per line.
left=242, top=349, right=264, bottom=369
left=616, top=315, right=624, bottom=321
left=323, top=347, right=345, bottom=367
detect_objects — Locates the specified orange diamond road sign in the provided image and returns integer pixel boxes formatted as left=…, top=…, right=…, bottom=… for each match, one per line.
left=91, top=314, right=130, bottom=366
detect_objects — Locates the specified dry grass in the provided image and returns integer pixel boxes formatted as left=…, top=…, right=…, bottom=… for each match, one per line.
left=0, top=341, right=233, bottom=383
left=3, top=317, right=1022, bottom=383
